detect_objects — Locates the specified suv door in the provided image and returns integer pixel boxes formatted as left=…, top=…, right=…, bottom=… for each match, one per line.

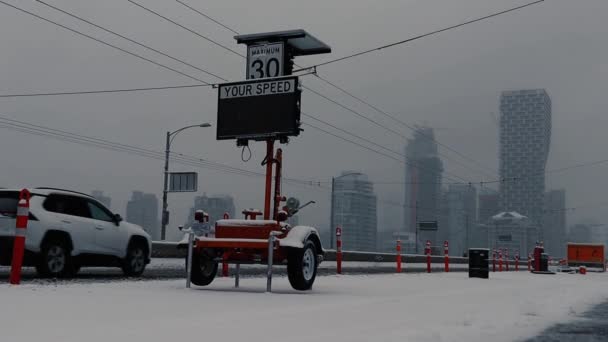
left=86, top=200, right=126, bottom=256
left=43, top=194, right=97, bottom=254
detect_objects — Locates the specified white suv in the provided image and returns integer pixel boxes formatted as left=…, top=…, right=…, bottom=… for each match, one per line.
left=0, top=188, right=152, bottom=277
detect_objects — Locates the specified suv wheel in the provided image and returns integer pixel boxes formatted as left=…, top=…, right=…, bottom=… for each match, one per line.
left=36, top=238, right=74, bottom=278
left=122, top=243, right=147, bottom=277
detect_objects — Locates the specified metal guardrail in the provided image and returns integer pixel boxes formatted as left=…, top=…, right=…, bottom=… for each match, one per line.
left=152, top=241, right=522, bottom=265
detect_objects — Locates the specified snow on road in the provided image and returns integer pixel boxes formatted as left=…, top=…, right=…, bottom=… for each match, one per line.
left=1, top=272, right=606, bottom=342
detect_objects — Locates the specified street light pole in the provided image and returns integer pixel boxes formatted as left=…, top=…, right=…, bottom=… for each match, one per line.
left=160, top=123, right=211, bottom=240
left=329, top=177, right=335, bottom=249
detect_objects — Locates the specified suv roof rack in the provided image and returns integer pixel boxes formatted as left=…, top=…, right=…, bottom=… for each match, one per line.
left=34, top=187, right=95, bottom=199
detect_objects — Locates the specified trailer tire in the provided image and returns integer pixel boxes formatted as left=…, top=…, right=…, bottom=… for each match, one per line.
left=287, top=240, right=318, bottom=291
left=190, top=248, right=218, bottom=286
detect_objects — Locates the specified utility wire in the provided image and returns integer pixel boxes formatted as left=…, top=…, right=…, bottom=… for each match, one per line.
left=168, top=0, right=501, bottom=180
left=127, top=0, right=245, bottom=58
left=175, top=0, right=239, bottom=35
left=35, top=0, right=228, bottom=82
left=0, top=1, right=212, bottom=85
left=8, top=0, right=496, bottom=184
left=0, top=115, right=320, bottom=188
left=313, top=74, right=498, bottom=177
left=0, top=84, right=211, bottom=98
left=295, top=0, right=545, bottom=71
left=302, top=112, right=474, bottom=183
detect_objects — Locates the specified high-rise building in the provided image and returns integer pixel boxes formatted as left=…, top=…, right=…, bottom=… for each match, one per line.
left=543, top=189, right=566, bottom=258
left=499, top=89, right=551, bottom=227
left=126, top=191, right=159, bottom=239
left=478, top=188, right=499, bottom=224
left=332, top=171, right=377, bottom=252
left=404, top=126, right=443, bottom=248
left=185, top=194, right=235, bottom=228
left=91, top=190, right=112, bottom=209
left=440, top=184, right=477, bottom=256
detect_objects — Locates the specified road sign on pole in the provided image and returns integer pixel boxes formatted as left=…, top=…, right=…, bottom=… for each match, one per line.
left=247, top=42, right=284, bottom=80
left=418, top=221, right=438, bottom=231
left=168, top=172, right=198, bottom=192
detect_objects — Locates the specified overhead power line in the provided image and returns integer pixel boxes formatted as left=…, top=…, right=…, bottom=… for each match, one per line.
left=9, top=0, right=496, bottom=183
left=175, top=0, right=239, bottom=35
left=35, top=0, right=228, bottom=82
left=294, top=0, right=545, bottom=71
left=0, top=84, right=211, bottom=98
left=0, top=0, right=213, bottom=85
left=0, top=115, right=321, bottom=188
left=127, top=0, right=245, bottom=58
left=169, top=0, right=502, bottom=179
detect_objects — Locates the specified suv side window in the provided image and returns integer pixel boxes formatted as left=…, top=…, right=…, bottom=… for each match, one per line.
left=87, top=201, right=114, bottom=222
left=43, top=194, right=92, bottom=219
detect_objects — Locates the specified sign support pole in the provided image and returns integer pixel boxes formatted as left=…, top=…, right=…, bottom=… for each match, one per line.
left=263, top=140, right=275, bottom=220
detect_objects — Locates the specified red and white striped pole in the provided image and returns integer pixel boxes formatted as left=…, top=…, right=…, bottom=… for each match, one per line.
left=221, top=212, right=229, bottom=276
left=396, top=238, right=402, bottom=273
left=515, top=251, right=520, bottom=271
left=336, top=226, right=342, bottom=274
left=498, top=249, right=503, bottom=272
left=425, top=240, right=431, bottom=273
left=444, top=241, right=449, bottom=273
left=505, top=249, right=509, bottom=272
left=492, top=249, right=497, bottom=272
left=10, top=189, right=30, bottom=285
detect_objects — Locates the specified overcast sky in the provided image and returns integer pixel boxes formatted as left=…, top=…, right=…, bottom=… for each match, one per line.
left=1, top=0, right=607, bottom=240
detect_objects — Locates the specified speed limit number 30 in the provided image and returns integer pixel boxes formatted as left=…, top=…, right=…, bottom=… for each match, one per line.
left=247, top=42, right=284, bottom=79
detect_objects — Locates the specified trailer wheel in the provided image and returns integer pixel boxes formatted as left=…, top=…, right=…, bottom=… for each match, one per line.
left=287, top=240, right=318, bottom=291
left=190, top=248, right=218, bottom=286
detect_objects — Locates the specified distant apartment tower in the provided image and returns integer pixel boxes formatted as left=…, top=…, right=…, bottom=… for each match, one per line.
left=499, top=89, right=551, bottom=227
left=91, top=190, right=111, bottom=209
left=440, top=184, right=477, bottom=256
left=332, top=172, right=377, bottom=252
left=478, top=188, right=499, bottom=224
left=543, top=189, right=566, bottom=258
left=126, top=191, right=159, bottom=239
left=404, top=126, right=443, bottom=247
left=186, top=194, right=235, bottom=227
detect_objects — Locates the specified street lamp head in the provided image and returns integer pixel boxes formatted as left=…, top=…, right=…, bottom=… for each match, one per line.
left=199, top=123, right=212, bottom=127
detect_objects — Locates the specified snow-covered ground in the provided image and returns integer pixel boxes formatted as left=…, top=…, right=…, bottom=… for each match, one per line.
left=1, top=272, right=606, bottom=342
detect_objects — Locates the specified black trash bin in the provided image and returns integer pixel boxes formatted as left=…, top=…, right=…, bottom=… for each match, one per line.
left=540, top=253, right=549, bottom=272
left=469, top=248, right=489, bottom=279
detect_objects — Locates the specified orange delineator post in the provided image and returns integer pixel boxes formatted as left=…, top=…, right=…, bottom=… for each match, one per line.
left=10, top=189, right=30, bottom=285
left=425, top=240, right=431, bottom=273
left=498, top=250, right=503, bottom=272
left=396, top=238, right=402, bottom=273
left=505, top=250, right=509, bottom=272
left=336, top=226, right=342, bottom=274
left=444, top=241, right=449, bottom=273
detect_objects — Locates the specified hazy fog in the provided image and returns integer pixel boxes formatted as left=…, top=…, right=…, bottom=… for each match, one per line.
left=1, top=0, right=607, bottom=240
